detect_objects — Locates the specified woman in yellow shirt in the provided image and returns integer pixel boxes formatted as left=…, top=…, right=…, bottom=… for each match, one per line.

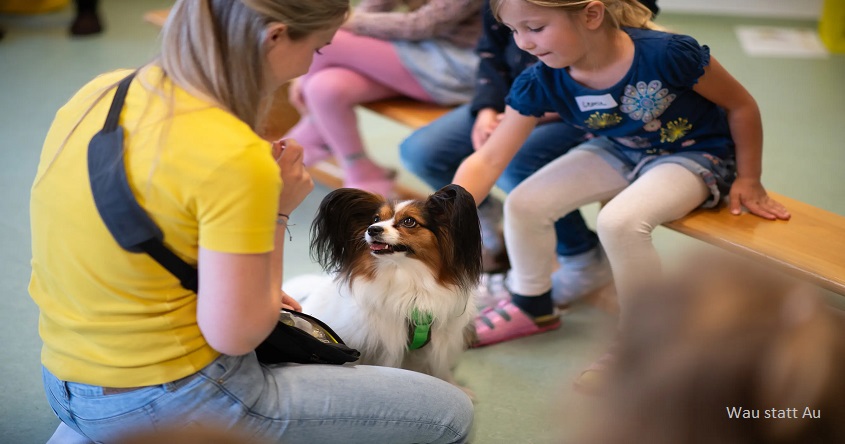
left=31, top=1, right=473, bottom=443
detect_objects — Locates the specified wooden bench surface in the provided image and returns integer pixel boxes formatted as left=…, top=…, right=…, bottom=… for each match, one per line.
left=144, top=10, right=845, bottom=295
left=665, top=194, right=845, bottom=295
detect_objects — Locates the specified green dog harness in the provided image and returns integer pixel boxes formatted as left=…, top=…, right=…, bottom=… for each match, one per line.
left=407, top=308, right=434, bottom=350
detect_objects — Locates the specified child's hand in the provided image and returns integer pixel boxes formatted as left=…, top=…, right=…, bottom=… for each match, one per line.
left=728, top=177, right=791, bottom=220
left=273, top=139, right=314, bottom=216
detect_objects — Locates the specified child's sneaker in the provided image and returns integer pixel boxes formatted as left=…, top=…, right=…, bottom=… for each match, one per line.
left=475, top=272, right=510, bottom=309
left=552, top=247, right=612, bottom=308
left=472, top=300, right=560, bottom=348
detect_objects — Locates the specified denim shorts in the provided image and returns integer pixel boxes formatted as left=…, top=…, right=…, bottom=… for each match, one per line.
left=42, top=353, right=473, bottom=443
left=577, top=137, right=736, bottom=208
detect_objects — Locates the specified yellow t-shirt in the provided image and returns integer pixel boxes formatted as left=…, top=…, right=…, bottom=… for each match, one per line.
left=29, top=67, right=281, bottom=387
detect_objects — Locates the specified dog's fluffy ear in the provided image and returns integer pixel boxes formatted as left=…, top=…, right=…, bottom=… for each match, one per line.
left=426, top=185, right=483, bottom=289
left=311, top=188, right=385, bottom=274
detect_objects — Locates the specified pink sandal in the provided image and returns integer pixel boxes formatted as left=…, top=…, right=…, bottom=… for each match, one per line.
left=472, top=300, right=561, bottom=348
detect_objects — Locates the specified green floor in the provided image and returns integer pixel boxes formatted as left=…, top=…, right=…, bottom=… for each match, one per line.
left=1, top=1, right=843, bottom=443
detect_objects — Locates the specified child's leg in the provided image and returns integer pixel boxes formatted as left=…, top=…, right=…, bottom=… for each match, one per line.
left=473, top=150, right=628, bottom=347
left=287, top=30, right=433, bottom=195
left=498, top=123, right=608, bottom=305
left=504, top=150, right=628, bottom=300
left=596, top=162, right=709, bottom=329
left=299, top=67, right=399, bottom=194
left=303, top=29, right=431, bottom=101
left=285, top=116, right=332, bottom=166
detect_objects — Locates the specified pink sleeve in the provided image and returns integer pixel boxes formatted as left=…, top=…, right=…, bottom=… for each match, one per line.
left=345, top=0, right=481, bottom=42
left=355, top=0, right=399, bottom=13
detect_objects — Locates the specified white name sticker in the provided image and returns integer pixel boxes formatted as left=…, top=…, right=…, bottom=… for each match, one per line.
left=575, top=94, right=618, bottom=112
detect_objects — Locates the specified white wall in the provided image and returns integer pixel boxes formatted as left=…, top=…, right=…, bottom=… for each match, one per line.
left=660, top=0, right=824, bottom=20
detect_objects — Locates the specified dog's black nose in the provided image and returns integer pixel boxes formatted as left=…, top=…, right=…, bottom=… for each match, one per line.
left=367, top=226, right=383, bottom=236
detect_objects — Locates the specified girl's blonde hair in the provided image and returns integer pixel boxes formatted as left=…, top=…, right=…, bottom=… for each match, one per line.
left=490, top=0, right=659, bottom=31
left=158, top=0, right=349, bottom=130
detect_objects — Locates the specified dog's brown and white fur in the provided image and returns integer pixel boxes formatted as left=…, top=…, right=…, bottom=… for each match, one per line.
left=291, top=185, right=482, bottom=387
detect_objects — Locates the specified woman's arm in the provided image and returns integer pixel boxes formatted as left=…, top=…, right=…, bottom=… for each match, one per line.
left=693, top=56, right=790, bottom=220
left=344, top=0, right=480, bottom=42
left=197, top=249, right=282, bottom=356
left=196, top=140, right=314, bottom=356
left=454, top=106, right=537, bottom=204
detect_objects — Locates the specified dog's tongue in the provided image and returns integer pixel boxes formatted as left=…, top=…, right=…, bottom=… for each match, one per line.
left=370, top=242, right=390, bottom=251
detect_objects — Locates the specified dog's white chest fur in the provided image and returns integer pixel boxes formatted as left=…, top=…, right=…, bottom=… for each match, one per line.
left=292, top=259, right=475, bottom=384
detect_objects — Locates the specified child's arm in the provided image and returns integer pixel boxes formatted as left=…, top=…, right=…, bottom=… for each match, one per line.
left=693, top=56, right=791, bottom=220
left=453, top=106, right=538, bottom=204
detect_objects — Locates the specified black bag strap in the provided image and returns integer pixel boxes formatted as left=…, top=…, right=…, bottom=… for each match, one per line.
left=88, top=71, right=199, bottom=293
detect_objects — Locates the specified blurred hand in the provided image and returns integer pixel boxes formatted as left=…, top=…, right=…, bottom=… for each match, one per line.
left=728, top=177, right=791, bottom=220
left=471, top=108, right=503, bottom=150
left=273, top=139, right=314, bottom=216
left=280, top=290, right=302, bottom=312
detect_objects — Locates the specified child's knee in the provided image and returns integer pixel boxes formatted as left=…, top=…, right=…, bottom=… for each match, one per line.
left=504, top=186, right=545, bottom=220
left=303, top=69, right=358, bottom=108
left=596, top=204, right=655, bottom=246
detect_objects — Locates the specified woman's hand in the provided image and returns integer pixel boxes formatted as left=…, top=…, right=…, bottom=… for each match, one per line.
left=728, top=177, right=791, bottom=220
left=471, top=108, right=503, bottom=150
left=287, top=77, right=307, bottom=115
left=280, top=290, right=302, bottom=312
left=273, top=139, right=314, bottom=216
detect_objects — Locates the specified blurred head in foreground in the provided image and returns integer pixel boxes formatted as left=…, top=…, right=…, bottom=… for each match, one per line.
left=582, top=251, right=845, bottom=444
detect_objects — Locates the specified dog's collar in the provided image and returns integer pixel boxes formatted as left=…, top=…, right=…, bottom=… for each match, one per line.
left=407, top=308, right=434, bottom=350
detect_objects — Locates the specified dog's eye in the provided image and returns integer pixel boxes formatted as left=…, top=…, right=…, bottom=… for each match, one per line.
left=400, top=217, right=417, bottom=228
left=373, top=215, right=380, bottom=223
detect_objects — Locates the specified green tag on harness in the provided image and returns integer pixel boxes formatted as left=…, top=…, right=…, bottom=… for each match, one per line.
left=407, top=308, right=434, bottom=350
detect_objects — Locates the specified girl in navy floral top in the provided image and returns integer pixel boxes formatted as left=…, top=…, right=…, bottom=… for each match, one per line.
left=452, top=0, right=790, bottom=386
left=401, top=0, right=659, bottom=321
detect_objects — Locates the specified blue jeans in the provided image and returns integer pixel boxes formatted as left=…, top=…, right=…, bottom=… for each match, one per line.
left=400, top=103, right=597, bottom=256
left=43, top=353, right=473, bottom=444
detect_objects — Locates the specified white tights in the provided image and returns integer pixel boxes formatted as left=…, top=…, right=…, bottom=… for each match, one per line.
left=503, top=150, right=709, bottom=323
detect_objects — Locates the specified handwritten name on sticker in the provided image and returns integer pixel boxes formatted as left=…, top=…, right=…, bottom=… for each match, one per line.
left=575, top=94, right=618, bottom=112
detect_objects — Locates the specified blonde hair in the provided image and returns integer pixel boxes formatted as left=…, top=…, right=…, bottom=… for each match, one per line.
left=34, top=0, right=348, bottom=186
left=490, top=0, right=659, bottom=31
left=158, top=0, right=349, bottom=131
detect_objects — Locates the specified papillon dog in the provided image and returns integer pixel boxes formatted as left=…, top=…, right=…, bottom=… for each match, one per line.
left=291, top=184, right=483, bottom=388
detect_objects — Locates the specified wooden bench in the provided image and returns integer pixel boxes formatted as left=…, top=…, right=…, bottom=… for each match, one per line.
left=144, top=9, right=845, bottom=296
